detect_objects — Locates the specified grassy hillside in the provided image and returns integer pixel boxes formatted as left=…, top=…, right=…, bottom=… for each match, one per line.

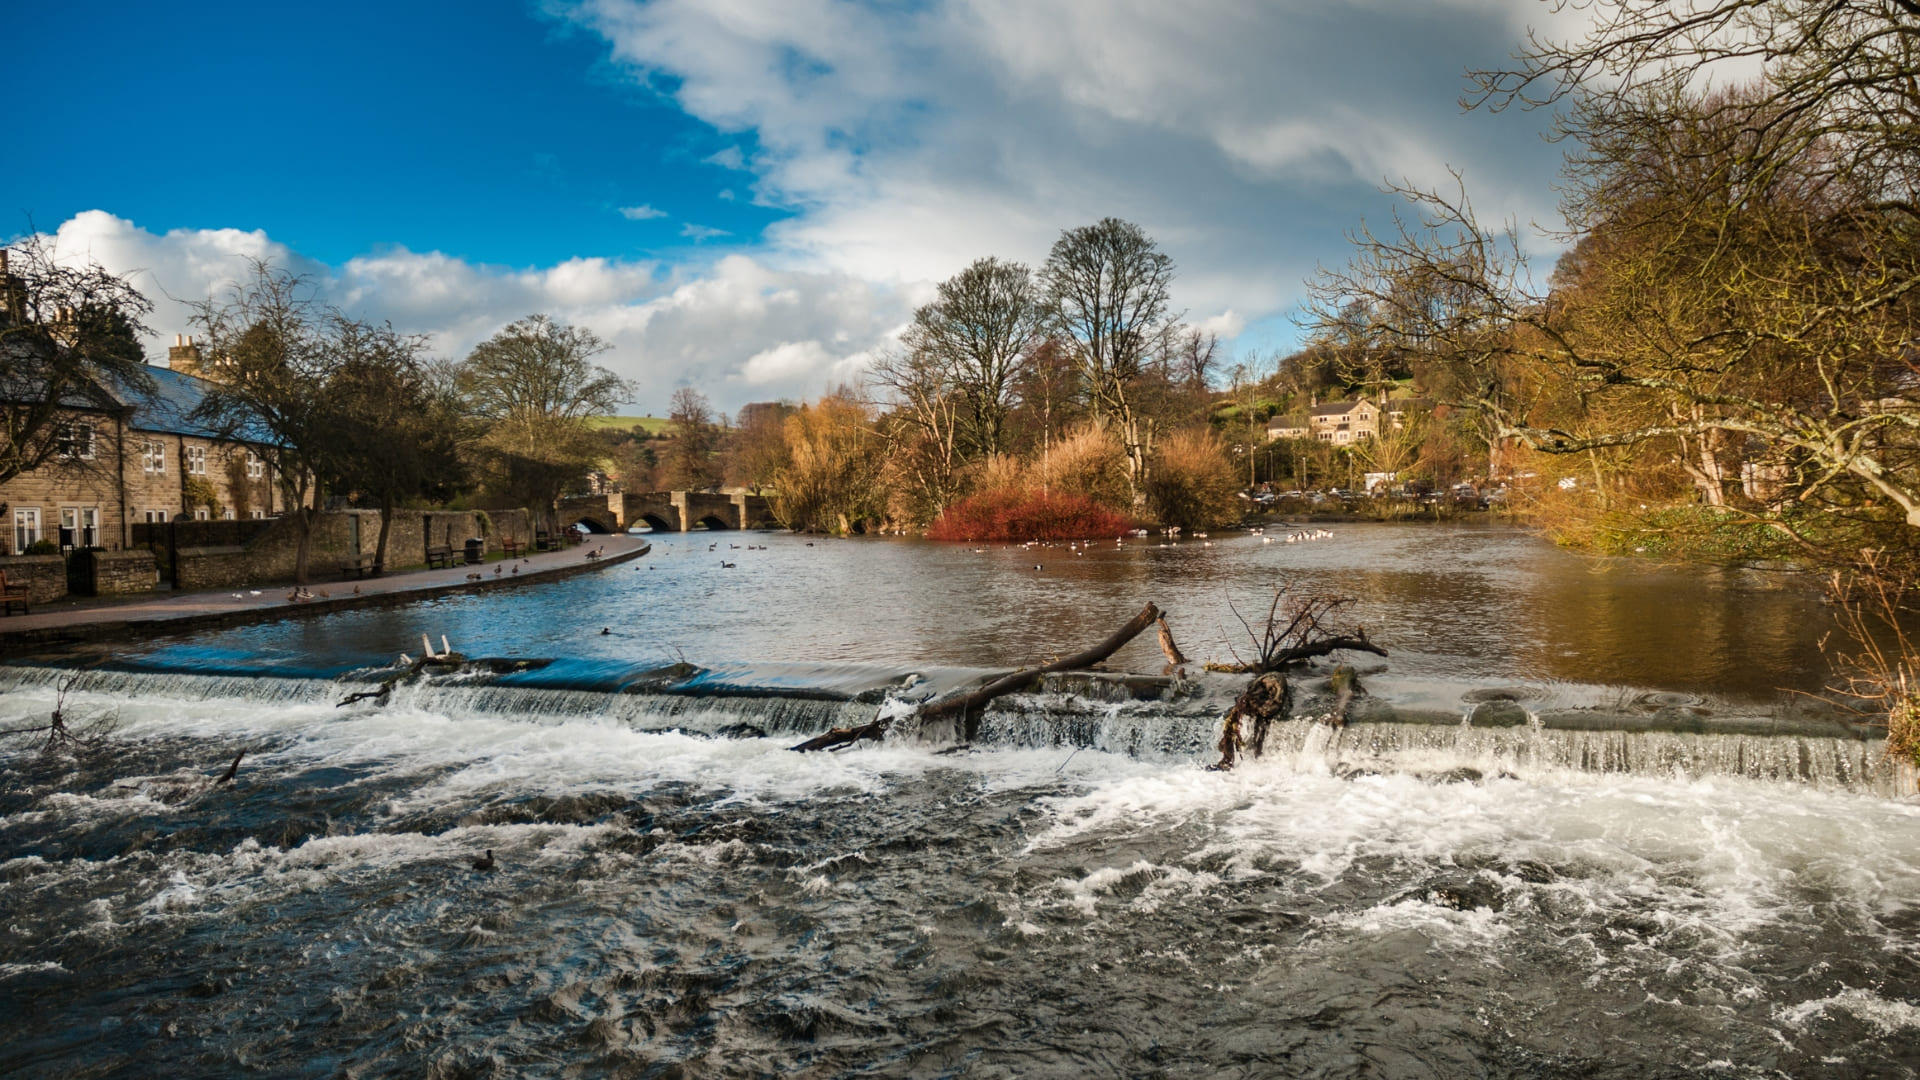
left=585, top=415, right=674, bottom=435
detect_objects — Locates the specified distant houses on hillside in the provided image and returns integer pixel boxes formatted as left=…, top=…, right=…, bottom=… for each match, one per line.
left=1267, top=396, right=1432, bottom=445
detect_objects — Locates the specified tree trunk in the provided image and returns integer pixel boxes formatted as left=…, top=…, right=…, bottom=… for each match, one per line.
left=792, top=602, right=1164, bottom=751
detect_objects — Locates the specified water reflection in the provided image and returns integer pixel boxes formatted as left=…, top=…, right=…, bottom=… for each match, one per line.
left=119, top=524, right=1836, bottom=701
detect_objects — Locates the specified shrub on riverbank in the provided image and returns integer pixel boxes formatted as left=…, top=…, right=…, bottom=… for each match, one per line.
left=927, top=489, right=1133, bottom=542
left=1143, top=428, right=1240, bottom=532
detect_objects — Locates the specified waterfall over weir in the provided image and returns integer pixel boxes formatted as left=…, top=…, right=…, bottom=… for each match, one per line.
left=4, top=659, right=1909, bottom=797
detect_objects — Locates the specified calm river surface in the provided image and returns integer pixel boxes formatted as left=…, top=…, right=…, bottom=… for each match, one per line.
left=3, top=523, right=1918, bottom=1078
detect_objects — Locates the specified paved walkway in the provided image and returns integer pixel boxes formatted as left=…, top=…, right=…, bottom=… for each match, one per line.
left=0, top=535, right=650, bottom=650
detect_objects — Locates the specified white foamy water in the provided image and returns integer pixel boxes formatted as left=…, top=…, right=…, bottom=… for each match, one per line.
left=4, top=674, right=1920, bottom=1077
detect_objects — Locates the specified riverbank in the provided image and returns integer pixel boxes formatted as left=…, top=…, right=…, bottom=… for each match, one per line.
left=0, top=535, right=650, bottom=653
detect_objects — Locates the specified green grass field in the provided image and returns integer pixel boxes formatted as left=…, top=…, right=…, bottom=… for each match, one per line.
left=585, top=415, right=674, bottom=435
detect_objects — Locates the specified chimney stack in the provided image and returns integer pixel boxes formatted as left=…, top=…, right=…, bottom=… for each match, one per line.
left=168, top=333, right=204, bottom=376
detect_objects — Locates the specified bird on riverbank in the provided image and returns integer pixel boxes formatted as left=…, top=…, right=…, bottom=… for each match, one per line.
left=471, top=849, right=496, bottom=872
left=510, top=565, right=519, bottom=575
left=352, top=585, right=362, bottom=595
left=493, top=565, right=502, bottom=576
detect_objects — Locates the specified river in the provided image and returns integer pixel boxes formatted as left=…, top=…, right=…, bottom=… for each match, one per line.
left=3, top=523, right=1917, bottom=1077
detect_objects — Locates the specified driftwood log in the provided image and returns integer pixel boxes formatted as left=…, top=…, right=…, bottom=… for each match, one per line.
left=1208, top=585, right=1387, bottom=770
left=337, top=653, right=469, bottom=708
left=791, top=602, right=1165, bottom=752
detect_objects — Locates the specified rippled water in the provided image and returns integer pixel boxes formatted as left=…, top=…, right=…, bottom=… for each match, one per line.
left=4, top=525, right=1918, bottom=1078
left=103, top=524, right=1829, bottom=698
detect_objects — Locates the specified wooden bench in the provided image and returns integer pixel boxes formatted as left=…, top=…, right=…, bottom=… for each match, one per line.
left=501, top=538, right=523, bottom=559
left=425, top=545, right=455, bottom=569
left=0, top=570, right=28, bottom=616
left=339, top=554, right=377, bottom=579
left=534, top=532, right=554, bottom=552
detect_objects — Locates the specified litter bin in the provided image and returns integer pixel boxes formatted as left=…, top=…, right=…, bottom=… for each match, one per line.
left=464, top=538, right=484, bottom=565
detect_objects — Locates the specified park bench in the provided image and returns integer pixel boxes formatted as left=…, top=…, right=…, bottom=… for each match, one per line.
left=534, top=531, right=554, bottom=552
left=501, top=538, right=523, bottom=559
left=339, top=553, right=377, bottom=579
left=425, top=545, right=455, bottom=569
left=0, top=570, right=28, bottom=616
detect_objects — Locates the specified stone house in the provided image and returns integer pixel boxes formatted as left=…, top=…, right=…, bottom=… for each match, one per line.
left=1309, top=399, right=1380, bottom=444
left=0, top=337, right=291, bottom=556
left=1266, top=416, right=1310, bottom=441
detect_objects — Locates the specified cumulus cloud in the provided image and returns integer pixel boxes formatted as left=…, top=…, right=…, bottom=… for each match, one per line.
left=29, top=211, right=909, bottom=414
left=680, top=223, right=731, bottom=242
left=557, top=0, right=1569, bottom=348
left=618, top=204, right=668, bottom=220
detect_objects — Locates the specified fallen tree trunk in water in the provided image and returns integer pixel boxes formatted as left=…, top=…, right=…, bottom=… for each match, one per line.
left=791, top=602, right=1165, bottom=752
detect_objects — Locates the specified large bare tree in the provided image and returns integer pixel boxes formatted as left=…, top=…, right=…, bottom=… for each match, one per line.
left=189, top=260, right=339, bottom=583
left=1040, top=218, right=1177, bottom=505
left=903, top=256, right=1041, bottom=460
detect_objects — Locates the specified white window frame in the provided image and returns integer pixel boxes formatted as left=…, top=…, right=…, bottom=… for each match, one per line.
left=58, top=422, right=95, bottom=460
left=245, top=449, right=265, bottom=479
left=186, top=445, right=207, bottom=475
left=142, top=440, right=165, bottom=474
left=13, top=507, right=41, bottom=552
left=145, top=508, right=169, bottom=524
left=193, top=507, right=210, bottom=521
left=222, top=508, right=235, bottom=521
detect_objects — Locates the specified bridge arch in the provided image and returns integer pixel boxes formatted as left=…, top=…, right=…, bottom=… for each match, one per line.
left=694, top=514, right=734, bottom=531
left=570, top=515, right=616, bottom=534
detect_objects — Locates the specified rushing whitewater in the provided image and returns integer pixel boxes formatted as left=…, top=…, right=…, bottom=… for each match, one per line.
left=4, top=525, right=1919, bottom=1076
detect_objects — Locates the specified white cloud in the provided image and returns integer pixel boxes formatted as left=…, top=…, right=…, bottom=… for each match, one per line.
left=680, top=223, right=731, bottom=242
left=28, top=212, right=908, bottom=414
left=558, top=0, right=1569, bottom=346
left=740, top=340, right=831, bottom=386
left=704, top=146, right=746, bottom=170
left=618, top=204, right=668, bottom=219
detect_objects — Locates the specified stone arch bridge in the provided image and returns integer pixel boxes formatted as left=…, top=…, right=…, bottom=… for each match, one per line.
left=557, top=491, right=778, bottom=534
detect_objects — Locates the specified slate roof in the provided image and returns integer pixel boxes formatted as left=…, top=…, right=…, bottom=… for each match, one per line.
left=1309, top=399, right=1374, bottom=417
left=2, top=348, right=275, bottom=444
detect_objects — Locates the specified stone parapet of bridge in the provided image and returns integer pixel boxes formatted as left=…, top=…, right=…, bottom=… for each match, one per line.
left=556, top=491, right=778, bottom=533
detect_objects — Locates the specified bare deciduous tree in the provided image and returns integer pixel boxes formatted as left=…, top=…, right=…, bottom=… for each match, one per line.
left=904, top=256, right=1041, bottom=459
left=1041, top=218, right=1177, bottom=506
left=0, top=235, right=153, bottom=487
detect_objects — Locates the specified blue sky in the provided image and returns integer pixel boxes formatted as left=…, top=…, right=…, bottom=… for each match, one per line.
left=11, top=1, right=774, bottom=265
left=7, top=0, right=1571, bottom=414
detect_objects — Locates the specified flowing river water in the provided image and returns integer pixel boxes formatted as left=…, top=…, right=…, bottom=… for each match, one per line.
left=3, top=523, right=1918, bottom=1078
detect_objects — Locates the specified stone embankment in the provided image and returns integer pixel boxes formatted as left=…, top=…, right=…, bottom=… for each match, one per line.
left=0, top=535, right=648, bottom=653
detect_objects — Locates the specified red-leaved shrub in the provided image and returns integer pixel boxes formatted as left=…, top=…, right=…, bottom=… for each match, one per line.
left=927, top=489, right=1134, bottom=542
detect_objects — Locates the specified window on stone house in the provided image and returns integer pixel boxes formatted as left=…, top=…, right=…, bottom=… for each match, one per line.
left=246, top=450, right=265, bottom=479
left=145, top=508, right=169, bottom=524
left=222, top=508, right=235, bottom=521
left=143, top=441, right=165, bottom=474
left=187, top=446, right=207, bottom=475
left=58, top=422, right=95, bottom=460
left=13, top=508, right=41, bottom=553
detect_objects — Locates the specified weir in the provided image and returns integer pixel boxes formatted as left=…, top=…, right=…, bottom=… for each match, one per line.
left=3, top=661, right=1909, bottom=797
